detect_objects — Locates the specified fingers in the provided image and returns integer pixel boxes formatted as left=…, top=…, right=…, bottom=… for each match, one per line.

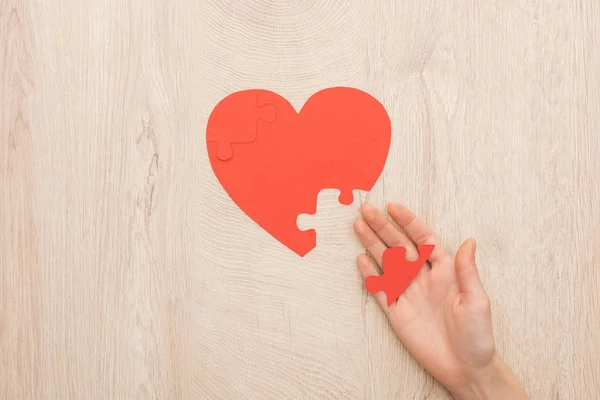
left=360, top=205, right=420, bottom=261
left=454, top=238, right=488, bottom=305
left=353, top=218, right=387, bottom=266
left=387, top=203, right=450, bottom=264
left=357, top=254, right=391, bottom=311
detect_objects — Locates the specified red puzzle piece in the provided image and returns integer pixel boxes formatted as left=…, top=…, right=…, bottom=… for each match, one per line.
left=206, top=90, right=278, bottom=161
left=365, top=245, right=435, bottom=306
left=206, top=87, right=391, bottom=256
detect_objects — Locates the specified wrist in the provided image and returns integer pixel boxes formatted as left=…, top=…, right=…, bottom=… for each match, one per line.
left=450, top=353, right=529, bottom=400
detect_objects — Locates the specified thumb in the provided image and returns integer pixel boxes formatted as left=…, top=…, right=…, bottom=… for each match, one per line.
left=454, top=238, right=486, bottom=301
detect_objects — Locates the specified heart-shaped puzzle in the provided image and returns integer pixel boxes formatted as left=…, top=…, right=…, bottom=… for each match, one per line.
left=206, top=87, right=391, bottom=256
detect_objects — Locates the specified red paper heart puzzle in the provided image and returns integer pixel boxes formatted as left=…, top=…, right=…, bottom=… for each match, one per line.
left=206, top=87, right=391, bottom=256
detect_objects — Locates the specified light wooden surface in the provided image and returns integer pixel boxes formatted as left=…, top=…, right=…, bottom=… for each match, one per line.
left=2, top=0, right=599, bottom=399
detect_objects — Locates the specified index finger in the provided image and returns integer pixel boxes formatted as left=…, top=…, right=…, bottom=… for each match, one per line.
left=387, top=203, right=451, bottom=265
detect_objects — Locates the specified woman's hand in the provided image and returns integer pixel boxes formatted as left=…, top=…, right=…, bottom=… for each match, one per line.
left=354, top=203, right=529, bottom=400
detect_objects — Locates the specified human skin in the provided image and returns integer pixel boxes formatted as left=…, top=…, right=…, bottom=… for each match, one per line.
left=353, top=203, right=530, bottom=400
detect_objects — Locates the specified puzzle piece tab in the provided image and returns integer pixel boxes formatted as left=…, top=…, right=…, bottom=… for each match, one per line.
left=337, top=190, right=355, bottom=206
left=206, top=90, right=277, bottom=161
left=366, top=245, right=435, bottom=306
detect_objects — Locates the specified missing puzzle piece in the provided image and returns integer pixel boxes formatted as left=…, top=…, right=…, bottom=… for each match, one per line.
left=296, top=189, right=365, bottom=253
left=206, top=90, right=278, bottom=161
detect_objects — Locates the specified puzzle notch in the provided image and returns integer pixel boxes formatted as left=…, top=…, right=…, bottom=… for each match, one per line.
left=296, top=189, right=364, bottom=231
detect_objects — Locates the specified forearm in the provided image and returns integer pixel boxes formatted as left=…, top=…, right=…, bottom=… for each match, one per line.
left=450, top=354, right=529, bottom=400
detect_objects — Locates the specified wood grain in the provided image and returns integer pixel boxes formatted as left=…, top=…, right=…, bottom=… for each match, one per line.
left=1, top=0, right=599, bottom=398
